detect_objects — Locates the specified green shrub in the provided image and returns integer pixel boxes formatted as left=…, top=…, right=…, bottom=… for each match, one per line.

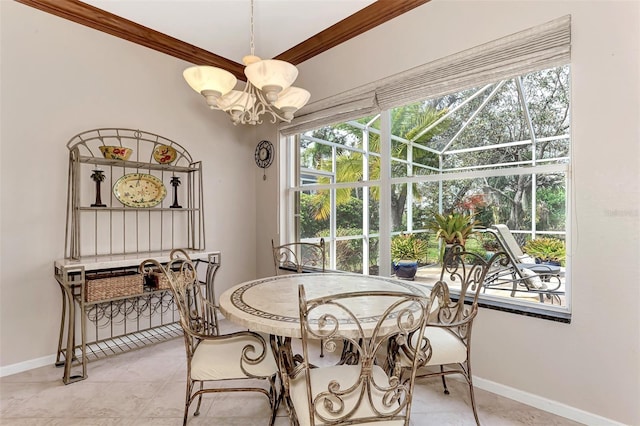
left=523, top=237, right=566, bottom=265
left=391, top=234, right=429, bottom=263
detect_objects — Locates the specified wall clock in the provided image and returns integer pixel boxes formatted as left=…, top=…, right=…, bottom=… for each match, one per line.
left=255, top=140, right=274, bottom=180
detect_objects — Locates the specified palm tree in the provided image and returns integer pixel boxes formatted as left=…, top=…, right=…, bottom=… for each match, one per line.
left=307, top=103, right=450, bottom=231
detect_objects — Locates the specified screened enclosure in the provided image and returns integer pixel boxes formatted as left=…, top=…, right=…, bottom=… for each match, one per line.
left=285, top=64, right=570, bottom=309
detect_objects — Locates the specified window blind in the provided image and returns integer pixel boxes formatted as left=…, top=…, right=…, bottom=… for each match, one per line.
left=280, top=15, right=570, bottom=135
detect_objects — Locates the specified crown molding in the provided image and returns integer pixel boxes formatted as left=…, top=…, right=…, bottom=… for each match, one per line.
left=15, top=0, right=246, bottom=79
left=277, top=0, right=431, bottom=64
left=15, top=0, right=431, bottom=81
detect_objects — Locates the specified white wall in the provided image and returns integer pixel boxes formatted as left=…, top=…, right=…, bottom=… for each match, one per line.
left=0, top=2, right=259, bottom=367
left=256, top=1, right=640, bottom=424
left=2, top=0, right=639, bottom=424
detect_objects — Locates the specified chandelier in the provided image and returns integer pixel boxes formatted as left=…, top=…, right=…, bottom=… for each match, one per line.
left=183, top=0, right=310, bottom=125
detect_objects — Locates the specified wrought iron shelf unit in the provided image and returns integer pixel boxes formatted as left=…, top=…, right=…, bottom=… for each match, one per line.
left=78, top=207, right=200, bottom=212
left=54, top=128, right=218, bottom=385
left=64, top=128, right=205, bottom=260
left=77, top=155, right=199, bottom=173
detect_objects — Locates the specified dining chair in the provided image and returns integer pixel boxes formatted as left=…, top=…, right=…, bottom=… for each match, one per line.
left=389, top=244, right=509, bottom=426
left=282, top=284, right=429, bottom=426
left=272, top=238, right=328, bottom=357
left=140, top=249, right=280, bottom=426
left=271, top=238, right=326, bottom=274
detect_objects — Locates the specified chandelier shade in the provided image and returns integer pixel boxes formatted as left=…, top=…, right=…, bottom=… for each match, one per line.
left=273, top=86, right=311, bottom=120
left=183, top=66, right=237, bottom=108
left=244, top=59, right=299, bottom=102
left=182, top=0, right=309, bottom=125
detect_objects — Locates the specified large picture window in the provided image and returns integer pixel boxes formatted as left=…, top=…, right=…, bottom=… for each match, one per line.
left=283, top=63, right=570, bottom=315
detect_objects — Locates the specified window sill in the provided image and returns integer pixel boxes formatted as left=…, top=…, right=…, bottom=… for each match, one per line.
left=404, top=279, right=571, bottom=323
left=280, top=267, right=571, bottom=323
left=475, top=296, right=571, bottom=323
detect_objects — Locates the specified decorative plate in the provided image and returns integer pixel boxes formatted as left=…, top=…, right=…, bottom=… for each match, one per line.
left=113, top=173, right=167, bottom=208
left=153, top=144, right=177, bottom=164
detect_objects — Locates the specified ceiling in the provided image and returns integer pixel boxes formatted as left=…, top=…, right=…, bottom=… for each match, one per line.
left=83, top=0, right=377, bottom=64
left=16, top=0, right=431, bottom=80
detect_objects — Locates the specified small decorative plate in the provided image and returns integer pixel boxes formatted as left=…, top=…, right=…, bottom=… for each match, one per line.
left=113, top=173, right=167, bottom=208
left=153, top=144, right=177, bottom=164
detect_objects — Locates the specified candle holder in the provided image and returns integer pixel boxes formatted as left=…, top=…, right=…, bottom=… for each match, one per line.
left=90, top=170, right=107, bottom=207
left=170, top=176, right=182, bottom=208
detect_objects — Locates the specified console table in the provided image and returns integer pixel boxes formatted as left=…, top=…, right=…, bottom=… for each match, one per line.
left=54, top=250, right=220, bottom=384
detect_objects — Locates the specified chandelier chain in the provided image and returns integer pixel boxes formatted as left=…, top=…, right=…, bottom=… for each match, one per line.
left=249, top=0, right=255, bottom=56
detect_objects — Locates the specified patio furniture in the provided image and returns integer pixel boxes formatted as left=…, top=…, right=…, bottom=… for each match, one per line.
left=287, top=284, right=429, bottom=425
left=490, top=225, right=561, bottom=272
left=389, top=245, right=509, bottom=426
left=481, top=225, right=564, bottom=303
left=141, top=249, right=279, bottom=426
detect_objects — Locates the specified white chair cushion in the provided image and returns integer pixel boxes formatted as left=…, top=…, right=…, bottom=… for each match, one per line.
left=289, top=364, right=406, bottom=426
left=190, top=335, right=278, bottom=381
left=517, top=254, right=537, bottom=264
left=399, top=327, right=467, bottom=368
left=520, top=268, right=547, bottom=290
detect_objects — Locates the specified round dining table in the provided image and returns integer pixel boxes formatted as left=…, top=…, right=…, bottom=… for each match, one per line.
left=218, top=272, right=427, bottom=339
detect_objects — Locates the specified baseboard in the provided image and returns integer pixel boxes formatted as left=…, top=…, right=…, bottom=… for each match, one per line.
left=0, top=354, right=56, bottom=378
left=0, top=355, right=627, bottom=425
left=473, top=376, right=627, bottom=426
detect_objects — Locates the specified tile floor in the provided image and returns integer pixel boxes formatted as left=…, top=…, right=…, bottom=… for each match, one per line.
left=0, top=319, right=583, bottom=426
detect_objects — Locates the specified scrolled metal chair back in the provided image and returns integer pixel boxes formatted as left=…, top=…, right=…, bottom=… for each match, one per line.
left=431, top=244, right=509, bottom=337
left=296, top=285, right=429, bottom=425
left=272, top=238, right=326, bottom=274
left=140, top=249, right=218, bottom=341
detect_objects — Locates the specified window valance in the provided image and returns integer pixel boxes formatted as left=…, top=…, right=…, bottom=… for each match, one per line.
left=280, top=15, right=570, bottom=136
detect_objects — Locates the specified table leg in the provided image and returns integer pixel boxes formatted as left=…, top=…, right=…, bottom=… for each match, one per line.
left=59, top=282, right=86, bottom=384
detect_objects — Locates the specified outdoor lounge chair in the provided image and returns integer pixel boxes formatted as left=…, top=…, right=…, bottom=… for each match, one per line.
left=480, top=225, right=564, bottom=304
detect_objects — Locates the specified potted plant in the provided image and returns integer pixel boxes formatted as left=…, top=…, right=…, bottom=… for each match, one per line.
left=427, top=212, right=479, bottom=264
left=428, top=212, right=479, bottom=245
left=478, top=231, right=502, bottom=260
left=391, top=233, right=429, bottom=280
left=523, top=237, right=566, bottom=266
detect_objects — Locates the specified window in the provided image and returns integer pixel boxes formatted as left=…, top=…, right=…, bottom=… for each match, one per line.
left=283, top=63, right=570, bottom=315
left=280, top=17, right=571, bottom=317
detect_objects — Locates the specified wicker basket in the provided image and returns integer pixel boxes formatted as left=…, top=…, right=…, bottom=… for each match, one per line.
left=85, top=272, right=144, bottom=302
left=149, top=271, right=183, bottom=290
left=150, top=271, right=173, bottom=290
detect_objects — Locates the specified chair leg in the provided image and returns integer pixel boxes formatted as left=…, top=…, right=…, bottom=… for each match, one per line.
left=510, top=271, right=518, bottom=297
left=320, top=338, right=324, bottom=357
left=194, top=382, right=204, bottom=416
left=468, top=378, right=480, bottom=425
left=183, top=380, right=193, bottom=426
left=440, top=365, right=450, bottom=395
left=465, top=362, right=481, bottom=426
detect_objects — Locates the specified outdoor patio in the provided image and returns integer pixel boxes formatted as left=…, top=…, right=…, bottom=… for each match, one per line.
left=412, top=263, right=567, bottom=307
